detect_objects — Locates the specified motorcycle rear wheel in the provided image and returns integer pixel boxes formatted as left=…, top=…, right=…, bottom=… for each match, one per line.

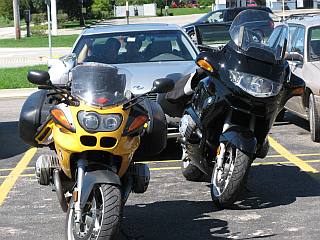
left=211, top=146, right=251, bottom=208
left=66, top=184, right=121, bottom=240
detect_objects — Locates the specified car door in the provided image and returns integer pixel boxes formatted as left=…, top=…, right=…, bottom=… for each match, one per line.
left=285, top=24, right=307, bottom=117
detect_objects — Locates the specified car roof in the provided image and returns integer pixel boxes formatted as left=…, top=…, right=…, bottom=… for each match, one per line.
left=82, top=23, right=182, bottom=35
left=287, top=14, right=320, bottom=28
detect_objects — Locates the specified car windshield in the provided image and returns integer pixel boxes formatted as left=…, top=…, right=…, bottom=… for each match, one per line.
left=309, top=26, right=320, bottom=61
left=70, top=63, right=132, bottom=107
left=73, top=30, right=197, bottom=64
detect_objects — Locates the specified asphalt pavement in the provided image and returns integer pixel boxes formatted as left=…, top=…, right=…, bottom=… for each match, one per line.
left=0, top=97, right=319, bottom=239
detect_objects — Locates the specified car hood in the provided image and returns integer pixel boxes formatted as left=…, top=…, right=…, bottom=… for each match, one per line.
left=114, top=61, right=197, bottom=94
left=311, top=61, right=320, bottom=71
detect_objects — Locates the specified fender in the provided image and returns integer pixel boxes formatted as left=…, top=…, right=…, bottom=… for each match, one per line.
left=219, top=128, right=257, bottom=156
left=80, top=170, right=121, bottom=208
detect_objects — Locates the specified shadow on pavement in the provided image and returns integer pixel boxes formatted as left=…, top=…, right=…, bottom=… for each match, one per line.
left=0, top=121, right=29, bottom=160
left=134, top=139, right=182, bottom=162
left=235, top=164, right=320, bottom=209
left=122, top=200, right=229, bottom=240
left=274, top=112, right=310, bottom=133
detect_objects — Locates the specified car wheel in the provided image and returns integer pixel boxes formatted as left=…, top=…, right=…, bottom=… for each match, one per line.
left=309, top=94, right=320, bottom=142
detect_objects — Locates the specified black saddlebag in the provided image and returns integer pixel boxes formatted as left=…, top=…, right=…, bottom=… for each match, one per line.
left=19, top=90, right=51, bottom=147
left=134, top=98, right=167, bottom=158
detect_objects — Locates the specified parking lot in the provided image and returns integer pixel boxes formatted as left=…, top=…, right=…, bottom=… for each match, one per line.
left=0, top=97, right=319, bottom=239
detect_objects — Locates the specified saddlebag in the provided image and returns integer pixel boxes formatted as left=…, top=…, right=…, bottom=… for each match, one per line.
left=134, top=98, right=167, bottom=158
left=19, top=90, right=52, bottom=147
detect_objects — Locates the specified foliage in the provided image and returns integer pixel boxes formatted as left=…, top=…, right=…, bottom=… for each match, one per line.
left=32, top=13, right=47, bottom=24
left=198, top=0, right=213, bottom=6
left=57, top=13, right=68, bottom=28
left=0, top=0, right=13, bottom=19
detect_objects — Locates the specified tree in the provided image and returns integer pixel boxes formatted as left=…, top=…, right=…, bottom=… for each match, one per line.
left=0, top=0, right=13, bottom=19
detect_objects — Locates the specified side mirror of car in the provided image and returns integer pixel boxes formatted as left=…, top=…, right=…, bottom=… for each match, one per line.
left=285, top=52, right=304, bottom=62
left=150, top=78, right=175, bottom=93
left=27, top=70, right=52, bottom=86
left=286, top=73, right=305, bottom=97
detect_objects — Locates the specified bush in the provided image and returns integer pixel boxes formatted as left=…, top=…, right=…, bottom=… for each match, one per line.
left=57, top=13, right=68, bottom=28
left=32, top=13, right=47, bottom=24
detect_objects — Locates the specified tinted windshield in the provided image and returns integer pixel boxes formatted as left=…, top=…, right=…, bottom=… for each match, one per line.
left=229, top=9, right=286, bottom=62
left=71, top=63, right=131, bottom=107
left=309, top=27, right=320, bottom=61
left=73, top=30, right=197, bottom=64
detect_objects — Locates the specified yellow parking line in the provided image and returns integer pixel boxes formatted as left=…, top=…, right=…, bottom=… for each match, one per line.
left=142, top=160, right=180, bottom=164
left=266, top=153, right=320, bottom=158
left=0, top=148, right=37, bottom=206
left=268, top=136, right=319, bottom=173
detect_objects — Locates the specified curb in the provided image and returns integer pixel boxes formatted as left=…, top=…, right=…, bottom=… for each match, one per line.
left=0, top=88, right=38, bottom=99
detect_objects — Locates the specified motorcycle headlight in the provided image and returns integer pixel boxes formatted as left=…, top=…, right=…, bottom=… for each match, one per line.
left=78, top=111, right=122, bottom=132
left=229, top=70, right=282, bottom=98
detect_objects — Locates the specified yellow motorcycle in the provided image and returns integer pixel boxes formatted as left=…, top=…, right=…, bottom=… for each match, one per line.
left=19, top=63, right=173, bottom=240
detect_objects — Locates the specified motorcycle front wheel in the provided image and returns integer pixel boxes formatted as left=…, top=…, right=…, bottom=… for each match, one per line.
left=66, top=184, right=121, bottom=240
left=211, top=146, right=251, bottom=208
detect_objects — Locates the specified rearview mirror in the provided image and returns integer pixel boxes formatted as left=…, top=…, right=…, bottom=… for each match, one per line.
left=150, top=78, right=175, bottom=93
left=27, top=70, right=52, bottom=86
left=285, top=52, right=304, bottom=62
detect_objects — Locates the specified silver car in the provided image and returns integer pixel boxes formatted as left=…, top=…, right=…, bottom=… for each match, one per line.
left=49, top=23, right=199, bottom=138
left=281, top=14, right=320, bottom=142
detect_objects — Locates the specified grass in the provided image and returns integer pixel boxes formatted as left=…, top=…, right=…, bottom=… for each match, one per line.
left=157, top=7, right=210, bottom=16
left=0, top=34, right=78, bottom=48
left=0, top=65, right=48, bottom=89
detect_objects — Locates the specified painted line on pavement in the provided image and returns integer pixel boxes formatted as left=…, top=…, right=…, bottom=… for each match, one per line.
left=268, top=136, right=319, bottom=173
left=0, top=148, right=37, bottom=206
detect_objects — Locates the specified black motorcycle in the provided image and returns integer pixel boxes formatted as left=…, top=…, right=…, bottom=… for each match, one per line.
left=167, top=10, right=305, bottom=208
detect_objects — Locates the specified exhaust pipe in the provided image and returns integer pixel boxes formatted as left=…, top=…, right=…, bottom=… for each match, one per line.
left=53, top=169, right=68, bottom=212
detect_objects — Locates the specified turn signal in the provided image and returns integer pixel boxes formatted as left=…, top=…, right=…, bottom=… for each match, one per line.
left=128, top=115, right=148, bottom=133
left=197, top=59, right=214, bottom=72
left=51, top=108, right=75, bottom=132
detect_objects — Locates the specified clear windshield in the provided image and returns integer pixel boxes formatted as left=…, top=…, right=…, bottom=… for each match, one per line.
left=71, top=63, right=132, bottom=107
left=229, top=9, right=287, bottom=62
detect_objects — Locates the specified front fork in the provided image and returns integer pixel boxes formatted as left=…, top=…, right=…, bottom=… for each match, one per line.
left=217, top=110, right=256, bottom=165
left=74, top=159, right=87, bottom=224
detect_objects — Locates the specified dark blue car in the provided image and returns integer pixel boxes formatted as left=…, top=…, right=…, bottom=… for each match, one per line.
left=183, top=7, right=272, bottom=40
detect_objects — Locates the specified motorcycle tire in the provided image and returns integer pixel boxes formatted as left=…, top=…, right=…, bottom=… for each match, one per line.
left=309, top=94, right=320, bottom=142
left=181, top=158, right=203, bottom=181
left=211, top=146, right=251, bottom=208
left=65, top=184, right=121, bottom=240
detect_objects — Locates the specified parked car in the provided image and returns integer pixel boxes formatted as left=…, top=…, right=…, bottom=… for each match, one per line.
left=49, top=23, right=199, bottom=138
left=280, top=13, right=320, bottom=142
left=183, top=6, right=273, bottom=40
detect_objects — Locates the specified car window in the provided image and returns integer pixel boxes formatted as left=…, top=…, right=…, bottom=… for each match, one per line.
left=207, top=11, right=224, bottom=23
left=309, top=27, right=320, bottom=61
left=73, top=30, right=197, bottom=64
left=289, top=27, right=305, bottom=55
left=288, top=25, right=298, bottom=51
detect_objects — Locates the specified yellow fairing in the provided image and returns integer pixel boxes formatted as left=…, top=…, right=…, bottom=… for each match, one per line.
left=52, top=103, right=140, bottom=178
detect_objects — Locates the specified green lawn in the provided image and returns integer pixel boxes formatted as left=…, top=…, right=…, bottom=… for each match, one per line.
left=157, top=7, right=210, bottom=16
left=0, top=34, right=78, bottom=48
left=0, top=65, right=48, bottom=89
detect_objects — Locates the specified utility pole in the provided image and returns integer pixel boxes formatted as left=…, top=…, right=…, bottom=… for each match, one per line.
left=51, top=0, right=58, bottom=36
left=13, top=0, right=21, bottom=40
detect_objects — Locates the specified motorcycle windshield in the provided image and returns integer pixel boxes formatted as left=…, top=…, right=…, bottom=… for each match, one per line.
left=229, top=9, right=287, bottom=62
left=71, top=63, right=132, bottom=107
